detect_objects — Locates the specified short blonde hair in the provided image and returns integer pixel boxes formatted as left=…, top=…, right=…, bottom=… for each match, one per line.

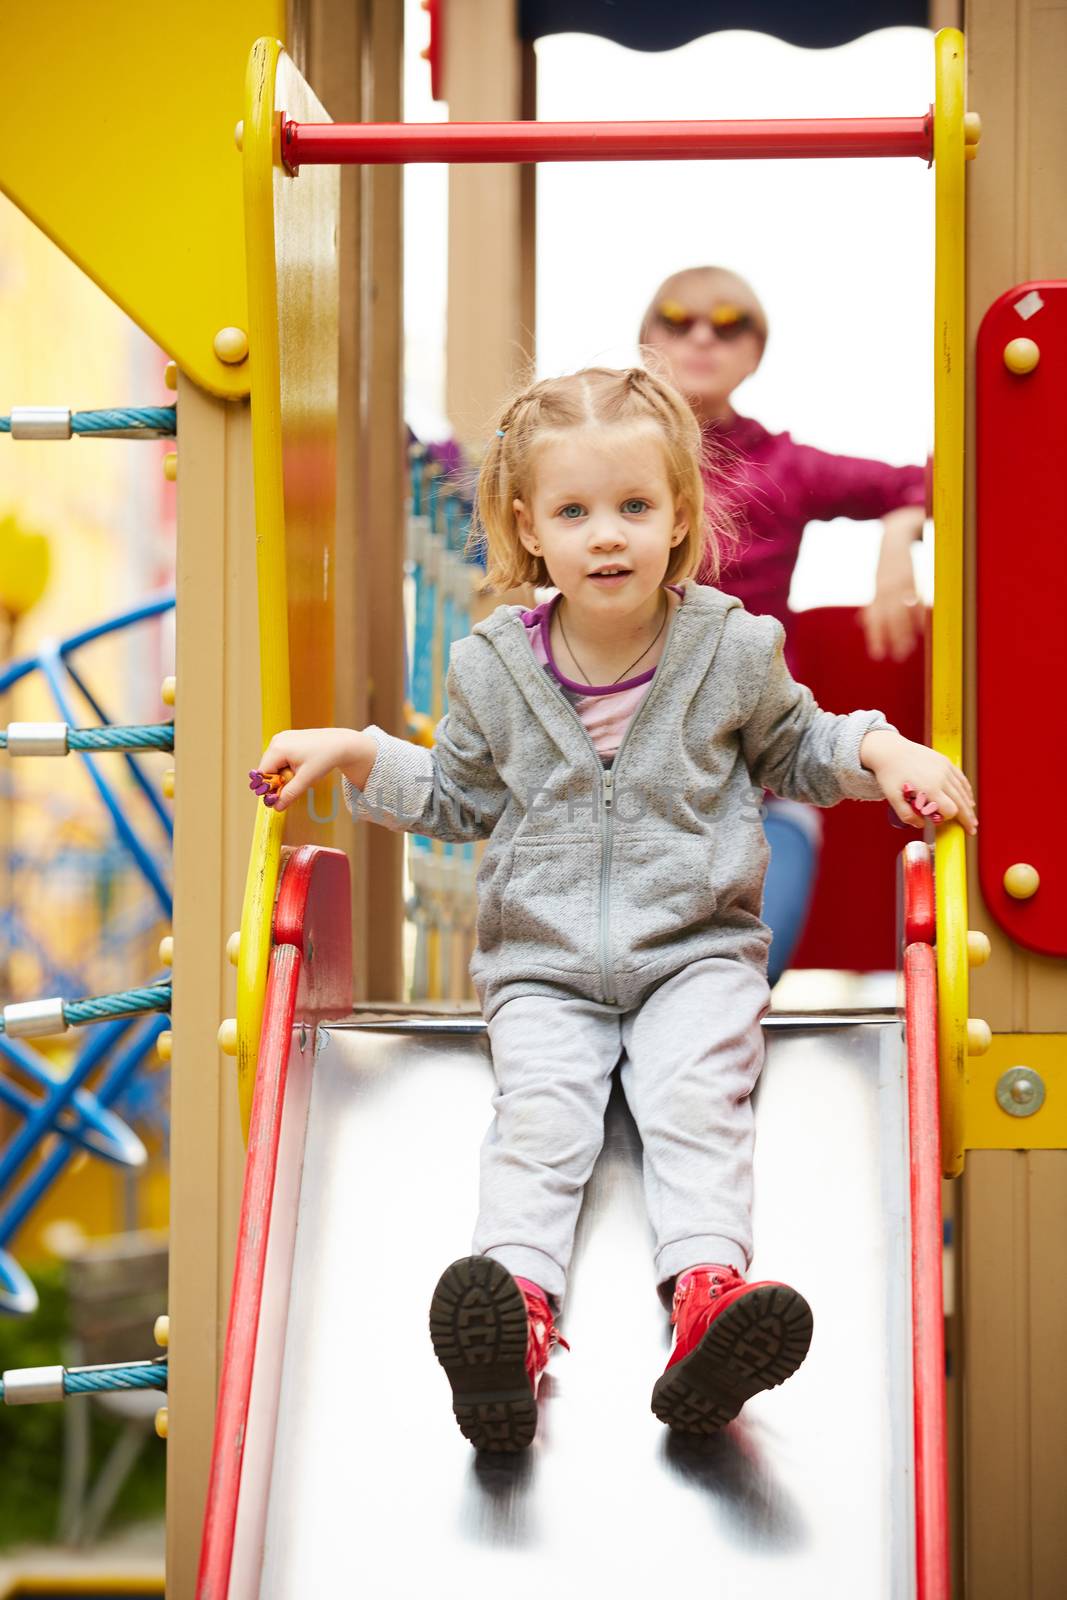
left=472, top=366, right=737, bottom=593
left=639, top=265, right=769, bottom=350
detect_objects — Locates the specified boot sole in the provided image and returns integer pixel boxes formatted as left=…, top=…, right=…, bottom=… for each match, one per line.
left=651, top=1284, right=813, bottom=1435
left=429, top=1256, right=537, bottom=1453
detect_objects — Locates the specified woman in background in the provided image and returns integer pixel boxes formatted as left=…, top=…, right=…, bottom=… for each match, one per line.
left=641, top=265, right=928, bottom=982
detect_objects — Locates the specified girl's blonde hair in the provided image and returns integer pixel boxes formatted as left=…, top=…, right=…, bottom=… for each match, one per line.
left=473, top=366, right=736, bottom=593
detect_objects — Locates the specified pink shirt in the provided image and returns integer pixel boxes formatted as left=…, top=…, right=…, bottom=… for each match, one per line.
left=522, top=591, right=682, bottom=759
left=699, top=414, right=927, bottom=640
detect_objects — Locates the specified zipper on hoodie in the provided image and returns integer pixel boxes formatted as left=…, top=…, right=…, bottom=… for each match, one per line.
left=547, top=596, right=683, bottom=1007
left=599, top=767, right=615, bottom=1001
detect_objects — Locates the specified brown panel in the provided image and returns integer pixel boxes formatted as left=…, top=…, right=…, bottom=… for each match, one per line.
left=290, top=0, right=405, bottom=1001
left=301, top=0, right=372, bottom=996
left=1029, top=1151, right=1067, bottom=1595
left=361, top=0, right=407, bottom=1001
left=444, top=0, right=530, bottom=451
left=166, top=382, right=258, bottom=1598
left=961, top=4, right=1067, bottom=1595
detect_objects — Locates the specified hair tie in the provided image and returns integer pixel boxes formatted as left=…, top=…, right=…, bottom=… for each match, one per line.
left=496, top=427, right=507, bottom=438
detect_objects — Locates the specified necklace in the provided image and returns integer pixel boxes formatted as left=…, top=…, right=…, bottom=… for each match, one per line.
left=556, top=593, right=669, bottom=687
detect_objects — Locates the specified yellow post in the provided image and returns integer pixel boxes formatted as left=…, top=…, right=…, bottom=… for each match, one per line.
left=234, top=38, right=340, bottom=1133
left=932, top=27, right=970, bottom=1178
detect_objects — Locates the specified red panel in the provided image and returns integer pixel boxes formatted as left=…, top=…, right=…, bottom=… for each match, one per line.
left=976, top=282, right=1067, bottom=957
left=197, top=846, right=353, bottom=1598
left=904, top=940, right=950, bottom=1600
left=790, top=607, right=927, bottom=971
left=282, top=115, right=932, bottom=170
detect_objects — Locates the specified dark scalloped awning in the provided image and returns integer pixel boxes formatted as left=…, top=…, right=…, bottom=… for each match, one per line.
left=519, top=0, right=929, bottom=51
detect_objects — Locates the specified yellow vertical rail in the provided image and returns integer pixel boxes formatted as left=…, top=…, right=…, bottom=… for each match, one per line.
left=235, top=36, right=290, bottom=1137
left=932, top=28, right=969, bottom=1176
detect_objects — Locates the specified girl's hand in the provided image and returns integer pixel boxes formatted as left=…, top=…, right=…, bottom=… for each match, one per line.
left=860, top=730, right=978, bottom=836
left=250, top=727, right=371, bottom=813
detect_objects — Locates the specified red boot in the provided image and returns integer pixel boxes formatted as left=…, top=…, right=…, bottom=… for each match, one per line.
left=651, top=1265, right=813, bottom=1434
left=430, top=1256, right=567, bottom=1452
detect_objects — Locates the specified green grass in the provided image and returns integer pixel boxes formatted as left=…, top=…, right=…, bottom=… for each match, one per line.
left=0, top=1265, right=166, bottom=1550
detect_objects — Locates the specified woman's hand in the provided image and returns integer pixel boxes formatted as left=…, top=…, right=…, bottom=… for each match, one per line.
left=863, top=507, right=925, bottom=662
left=250, top=727, right=375, bottom=813
left=862, top=587, right=923, bottom=664
left=860, top=729, right=978, bottom=836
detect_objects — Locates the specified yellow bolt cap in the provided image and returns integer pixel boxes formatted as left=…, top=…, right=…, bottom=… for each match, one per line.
left=967, top=1018, right=992, bottom=1057
left=1003, top=338, right=1040, bottom=375
left=163, top=452, right=178, bottom=482
left=218, top=1018, right=239, bottom=1056
left=226, top=931, right=241, bottom=967
left=155, top=1406, right=169, bottom=1440
left=164, top=361, right=178, bottom=391
left=154, top=1314, right=170, bottom=1349
left=161, top=675, right=176, bottom=707
left=1004, top=862, right=1040, bottom=899
left=162, top=769, right=175, bottom=800
left=158, top=935, right=174, bottom=966
left=966, top=930, right=992, bottom=967
left=963, top=111, right=982, bottom=145
left=234, top=119, right=244, bottom=151
left=214, top=326, right=249, bottom=365
left=156, top=1030, right=172, bottom=1064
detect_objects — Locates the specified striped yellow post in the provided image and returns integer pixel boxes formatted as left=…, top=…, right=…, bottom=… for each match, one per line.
left=232, top=37, right=339, bottom=1137
left=235, top=36, right=291, bottom=1138
left=932, top=28, right=969, bottom=1176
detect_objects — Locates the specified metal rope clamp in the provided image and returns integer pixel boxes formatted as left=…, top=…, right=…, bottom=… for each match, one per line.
left=9, top=408, right=72, bottom=440
left=5, top=722, right=69, bottom=756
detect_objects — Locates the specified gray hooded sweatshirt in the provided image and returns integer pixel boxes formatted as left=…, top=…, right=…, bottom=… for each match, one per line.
left=345, top=582, right=892, bottom=1018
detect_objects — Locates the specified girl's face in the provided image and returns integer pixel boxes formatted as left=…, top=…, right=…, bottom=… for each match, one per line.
left=515, top=426, right=687, bottom=613
left=643, top=277, right=763, bottom=421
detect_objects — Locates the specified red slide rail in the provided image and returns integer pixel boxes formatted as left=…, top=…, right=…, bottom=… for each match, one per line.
left=197, top=846, right=352, bottom=1600
left=901, top=841, right=950, bottom=1600
left=282, top=114, right=933, bottom=170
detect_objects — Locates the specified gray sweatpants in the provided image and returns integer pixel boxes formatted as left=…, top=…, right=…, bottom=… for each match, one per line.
left=473, top=956, right=770, bottom=1304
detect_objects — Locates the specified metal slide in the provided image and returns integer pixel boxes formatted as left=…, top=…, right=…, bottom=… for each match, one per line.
left=197, top=846, right=947, bottom=1599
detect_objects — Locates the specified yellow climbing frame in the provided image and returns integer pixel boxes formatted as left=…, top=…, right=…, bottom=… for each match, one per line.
left=1, top=2, right=285, bottom=398
left=932, top=29, right=972, bottom=1178
left=235, top=38, right=339, bottom=1135
left=233, top=28, right=978, bottom=1166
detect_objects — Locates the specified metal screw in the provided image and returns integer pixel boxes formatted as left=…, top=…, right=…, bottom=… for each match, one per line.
left=996, top=1067, right=1045, bottom=1118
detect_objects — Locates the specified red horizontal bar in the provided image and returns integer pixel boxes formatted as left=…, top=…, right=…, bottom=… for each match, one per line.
left=283, top=115, right=933, bottom=170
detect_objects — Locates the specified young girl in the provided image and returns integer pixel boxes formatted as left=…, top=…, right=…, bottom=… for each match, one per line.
left=251, top=367, right=976, bottom=1455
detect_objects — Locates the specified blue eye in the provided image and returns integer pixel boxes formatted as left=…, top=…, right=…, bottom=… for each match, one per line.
left=559, top=503, right=585, bottom=520
left=622, top=498, right=649, bottom=515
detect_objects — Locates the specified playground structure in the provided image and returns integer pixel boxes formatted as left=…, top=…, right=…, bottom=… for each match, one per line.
left=0, top=2, right=1064, bottom=1596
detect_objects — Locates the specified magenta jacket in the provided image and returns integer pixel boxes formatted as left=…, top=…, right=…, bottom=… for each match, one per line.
left=699, top=413, right=927, bottom=636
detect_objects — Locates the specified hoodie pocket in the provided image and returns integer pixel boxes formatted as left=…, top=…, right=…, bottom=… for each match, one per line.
left=499, top=836, right=601, bottom=974
left=613, top=831, right=717, bottom=970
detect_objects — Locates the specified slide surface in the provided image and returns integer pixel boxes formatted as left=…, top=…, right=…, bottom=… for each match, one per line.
left=198, top=846, right=945, bottom=1599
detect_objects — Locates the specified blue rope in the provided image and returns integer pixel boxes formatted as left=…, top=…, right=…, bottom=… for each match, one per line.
left=0, top=723, right=174, bottom=753
left=64, top=1361, right=168, bottom=1396
left=0, top=407, right=176, bottom=438
left=0, top=982, right=171, bottom=1035
left=0, top=1361, right=168, bottom=1402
